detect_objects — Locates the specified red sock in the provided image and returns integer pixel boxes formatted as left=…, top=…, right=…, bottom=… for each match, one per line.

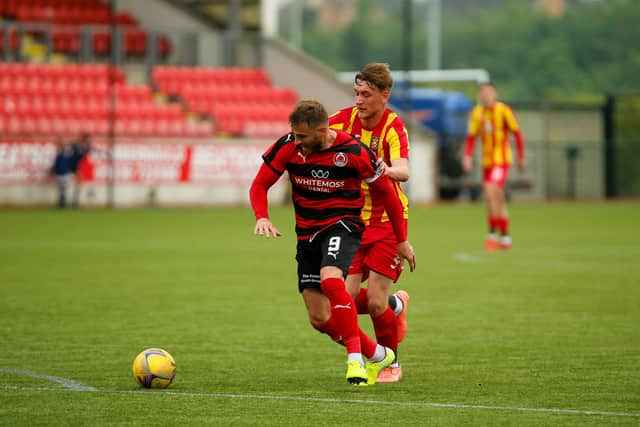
left=318, top=277, right=360, bottom=354
left=359, top=328, right=378, bottom=359
left=354, top=288, right=368, bottom=314
left=499, top=216, right=509, bottom=235
left=371, top=306, right=398, bottom=352
left=316, top=321, right=377, bottom=360
left=488, top=216, right=499, bottom=233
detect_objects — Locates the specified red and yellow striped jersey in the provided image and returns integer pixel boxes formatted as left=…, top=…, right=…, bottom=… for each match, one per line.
left=464, top=102, right=524, bottom=168
left=329, top=106, right=409, bottom=225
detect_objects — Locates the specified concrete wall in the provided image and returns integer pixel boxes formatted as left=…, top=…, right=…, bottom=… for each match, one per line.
left=517, top=107, right=604, bottom=199
left=407, top=127, right=437, bottom=205
left=262, top=37, right=353, bottom=114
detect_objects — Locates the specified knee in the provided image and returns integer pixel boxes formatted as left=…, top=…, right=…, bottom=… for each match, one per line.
left=367, top=298, right=387, bottom=317
left=309, top=313, right=329, bottom=330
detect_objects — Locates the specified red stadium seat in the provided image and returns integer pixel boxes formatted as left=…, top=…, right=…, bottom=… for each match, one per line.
left=92, top=31, right=110, bottom=56
left=52, top=28, right=81, bottom=54
left=115, top=11, right=138, bottom=26
left=124, top=28, right=146, bottom=56
left=157, top=35, right=171, bottom=58
left=0, top=28, right=20, bottom=54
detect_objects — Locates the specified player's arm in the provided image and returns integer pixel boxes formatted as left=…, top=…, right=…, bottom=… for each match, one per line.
left=463, top=108, right=480, bottom=172
left=505, top=106, right=526, bottom=172
left=367, top=167, right=416, bottom=272
left=386, top=157, right=409, bottom=182
left=384, top=124, right=410, bottom=182
left=249, top=163, right=283, bottom=238
left=462, top=135, right=476, bottom=172
left=513, top=129, right=525, bottom=172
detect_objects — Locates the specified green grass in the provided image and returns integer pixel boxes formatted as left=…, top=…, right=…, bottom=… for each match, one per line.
left=1, top=202, right=639, bottom=426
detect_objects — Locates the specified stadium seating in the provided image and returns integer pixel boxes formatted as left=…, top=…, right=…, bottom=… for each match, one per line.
left=153, top=66, right=297, bottom=138
left=0, top=62, right=297, bottom=139
left=0, top=1, right=298, bottom=140
left=0, top=27, right=20, bottom=54
left=0, top=62, right=213, bottom=138
left=0, top=0, right=171, bottom=58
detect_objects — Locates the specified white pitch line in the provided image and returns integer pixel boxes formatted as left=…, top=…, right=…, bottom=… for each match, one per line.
left=454, top=252, right=485, bottom=263
left=0, top=384, right=638, bottom=418
left=0, top=368, right=96, bottom=391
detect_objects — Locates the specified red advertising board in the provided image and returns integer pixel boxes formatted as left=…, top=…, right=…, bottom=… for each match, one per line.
left=0, top=140, right=267, bottom=185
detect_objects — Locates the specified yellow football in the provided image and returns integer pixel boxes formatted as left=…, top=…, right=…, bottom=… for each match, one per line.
left=132, top=348, right=176, bottom=389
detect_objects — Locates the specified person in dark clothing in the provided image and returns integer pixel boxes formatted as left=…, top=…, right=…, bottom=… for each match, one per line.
left=51, top=138, right=74, bottom=208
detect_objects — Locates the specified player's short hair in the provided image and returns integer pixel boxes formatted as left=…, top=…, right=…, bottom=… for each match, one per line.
left=478, top=81, right=496, bottom=89
left=355, top=63, right=393, bottom=92
left=289, top=99, right=328, bottom=128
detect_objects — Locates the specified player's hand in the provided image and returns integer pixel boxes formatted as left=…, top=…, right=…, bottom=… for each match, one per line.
left=376, top=158, right=389, bottom=176
left=254, top=218, right=282, bottom=238
left=462, top=155, right=473, bottom=173
left=517, top=158, right=526, bottom=173
left=397, top=241, right=416, bottom=272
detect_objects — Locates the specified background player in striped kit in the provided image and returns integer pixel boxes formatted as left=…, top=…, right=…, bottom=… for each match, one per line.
left=463, top=82, right=526, bottom=250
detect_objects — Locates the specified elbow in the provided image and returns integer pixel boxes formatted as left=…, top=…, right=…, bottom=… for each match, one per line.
left=391, top=168, right=409, bottom=182
left=387, top=164, right=409, bottom=182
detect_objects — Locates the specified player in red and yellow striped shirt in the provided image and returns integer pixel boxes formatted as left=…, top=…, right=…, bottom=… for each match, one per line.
left=329, top=63, right=411, bottom=383
left=463, top=82, right=525, bottom=250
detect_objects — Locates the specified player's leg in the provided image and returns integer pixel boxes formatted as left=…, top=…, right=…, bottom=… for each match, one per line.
left=391, top=289, right=410, bottom=343
left=366, top=271, right=404, bottom=383
left=304, top=282, right=361, bottom=357
left=360, top=229, right=406, bottom=383
left=483, top=168, right=504, bottom=251
left=495, top=166, right=512, bottom=248
left=345, top=244, right=399, bottom=383
left=296, top=235, right=366, bottom=385
left=301, top=286, right=366, bottom=385
left=493, top=186, right=511, bottom=248
left=350, top=285, right=403, bottom=318
left=320, top=226, right=372, bottom=384
left=366, top=271, right=396, bottom=346
left=345, top=253, right=367, bottom=314
left=347, top=234, right=401, bottom=315
left=346, top=234, right=371, bottom=315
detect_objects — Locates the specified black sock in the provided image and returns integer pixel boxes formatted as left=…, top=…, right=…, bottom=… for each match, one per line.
left=388, top=295, right=397, bottom=311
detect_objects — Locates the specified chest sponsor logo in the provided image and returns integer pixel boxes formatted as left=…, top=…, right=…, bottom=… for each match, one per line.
left=292, top=175, right=345, bottom=192
left=311, top=169, right=329, bottom=179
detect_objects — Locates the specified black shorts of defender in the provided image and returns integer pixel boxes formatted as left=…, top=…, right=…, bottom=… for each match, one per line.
left=296, top=221, right=362, bottom=293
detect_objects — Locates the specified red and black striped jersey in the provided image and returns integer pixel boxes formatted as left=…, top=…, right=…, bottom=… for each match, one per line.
left=261, top=130, right=384, bottom=240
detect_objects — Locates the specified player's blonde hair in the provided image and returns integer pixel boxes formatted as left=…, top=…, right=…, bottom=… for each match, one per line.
left=355, top=63, right=393, bottom=92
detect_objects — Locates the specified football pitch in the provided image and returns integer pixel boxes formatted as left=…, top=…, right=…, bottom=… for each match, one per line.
left=1, top=202, right=639, bottom=426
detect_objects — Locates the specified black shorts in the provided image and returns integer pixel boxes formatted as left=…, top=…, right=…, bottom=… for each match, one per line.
left=295, top=221, right=362, bottom=293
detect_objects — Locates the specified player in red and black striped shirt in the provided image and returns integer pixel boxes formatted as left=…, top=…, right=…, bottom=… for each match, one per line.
left=250, top=100, right=416, bottom=386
